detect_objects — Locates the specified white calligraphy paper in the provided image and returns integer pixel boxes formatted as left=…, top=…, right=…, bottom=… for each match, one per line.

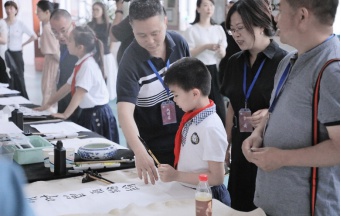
left=0, top=122, right=23, bottom=133
left=0, top=96, right=32, bottom=105
left=28, top=181, right=194, bottom=216
left=0, top=87, right=20, bottom=95
left=31, top=122, right=90, bottom=134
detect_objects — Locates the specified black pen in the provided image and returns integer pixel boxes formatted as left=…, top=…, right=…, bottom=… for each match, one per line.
left=138, top=136, right=161, bottom=166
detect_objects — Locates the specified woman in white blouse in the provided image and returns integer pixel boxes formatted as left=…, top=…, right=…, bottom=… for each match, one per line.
left=4, top=1, right=37, bottom=99
left=184, top=0, right=227, bottom=125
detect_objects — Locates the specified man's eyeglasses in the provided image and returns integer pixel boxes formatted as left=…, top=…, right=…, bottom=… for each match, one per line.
left=52, top=24, right=72, bottom=38
left=227, top=26, right=245, bottom=36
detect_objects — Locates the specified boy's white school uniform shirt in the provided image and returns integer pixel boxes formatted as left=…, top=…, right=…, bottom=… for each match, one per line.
left=177, top=111, right=228, bottom=178
left=67, top=53, right=109, bottom=109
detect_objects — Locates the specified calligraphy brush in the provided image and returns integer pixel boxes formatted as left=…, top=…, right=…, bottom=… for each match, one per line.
left=86, top=170, right=115, bottom=184
left=138, top=135, right=161, bottom=166
left=86, top=174, right=113, bottom=185
left=70, top=169, right=115, bottom=184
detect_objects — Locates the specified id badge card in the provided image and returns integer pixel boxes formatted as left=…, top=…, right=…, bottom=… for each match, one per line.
left=239, top=108, right=253, bottom=132
left=161, top=100, right=177, bottom=125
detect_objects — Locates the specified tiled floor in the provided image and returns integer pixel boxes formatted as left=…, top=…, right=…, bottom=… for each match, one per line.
left=24, top=64, right=127, bottom=147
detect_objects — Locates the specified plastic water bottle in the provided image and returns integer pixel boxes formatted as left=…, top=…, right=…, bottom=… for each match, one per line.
left=195, top=174, right=212, bottom=216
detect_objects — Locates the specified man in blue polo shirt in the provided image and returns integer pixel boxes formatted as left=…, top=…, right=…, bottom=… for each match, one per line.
left=117, top=0, right=190, bottom=185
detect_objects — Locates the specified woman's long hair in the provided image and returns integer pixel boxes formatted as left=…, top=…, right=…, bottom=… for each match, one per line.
left=190, top=0, right=216, bottom=25
left=88, top=2, right=110, bottom=31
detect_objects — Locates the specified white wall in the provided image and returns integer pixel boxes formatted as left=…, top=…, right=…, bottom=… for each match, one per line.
left=3, top=0, right=340, bottom=66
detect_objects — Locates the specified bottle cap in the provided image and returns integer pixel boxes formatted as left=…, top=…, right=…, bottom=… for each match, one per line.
left=199, top=174, right=208, bottom=181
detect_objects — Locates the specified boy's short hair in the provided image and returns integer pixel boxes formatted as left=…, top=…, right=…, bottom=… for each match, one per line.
left=129, top=0, right=165, bottom=22
left=164, top=57, right=211, bottom=96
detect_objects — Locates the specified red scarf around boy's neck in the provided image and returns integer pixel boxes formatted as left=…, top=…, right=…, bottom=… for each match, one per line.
left=173, top=100, right=215, bottom=168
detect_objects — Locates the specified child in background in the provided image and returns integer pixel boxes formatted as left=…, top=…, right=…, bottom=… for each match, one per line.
left=36, top=26, right=119, bottom=143
left=158, top=57, right=230, bottom=206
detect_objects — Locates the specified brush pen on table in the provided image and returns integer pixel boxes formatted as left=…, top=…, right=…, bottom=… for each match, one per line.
left=87, top=174, right=114, bottom=185
left=138, top=136, right=161, bottom=166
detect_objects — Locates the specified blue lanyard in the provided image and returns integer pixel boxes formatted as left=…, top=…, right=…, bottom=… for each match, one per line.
left=243, top=59, right=266, bottom=108
left=268, top=34, right=335, bottom=113
left=268, top=63, right=291, bottom=113
left=325, top=34, right=335, bottom=43
left=147, top=59, right=171, bottom=96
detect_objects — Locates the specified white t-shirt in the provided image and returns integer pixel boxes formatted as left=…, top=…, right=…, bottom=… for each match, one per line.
left=177, top=112, right=228, bottom=187
left=184, top=24, right=227, bottom=65
left=7, top=20, right=35, bottom=51
left=67, top=53, right=109, bottom=109
left=0, top=19, right=7, bottom=59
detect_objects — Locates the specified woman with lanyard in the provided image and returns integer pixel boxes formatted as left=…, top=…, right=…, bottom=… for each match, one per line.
left=4, top=1, right=37, bottom=99
left=184, top=0, right=227, bottom=125
left=220, top=0, right=287, bottom=212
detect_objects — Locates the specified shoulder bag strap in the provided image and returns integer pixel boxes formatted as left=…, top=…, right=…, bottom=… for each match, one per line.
left=311, top=58, right=340, bottom=216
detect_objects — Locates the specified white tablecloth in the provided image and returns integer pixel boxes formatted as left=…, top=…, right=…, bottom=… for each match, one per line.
left=25, top=169, right=265, bottom=216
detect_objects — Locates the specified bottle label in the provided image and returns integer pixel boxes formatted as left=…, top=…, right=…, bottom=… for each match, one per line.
left=195, top=199, right=212, bottom=216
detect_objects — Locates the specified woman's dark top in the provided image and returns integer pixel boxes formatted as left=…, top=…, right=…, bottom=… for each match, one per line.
left=88, top=22, right=111, bottom=55
left=220, top=39, right=287, bottom=212
left=111, top=16, right=135, bottom=64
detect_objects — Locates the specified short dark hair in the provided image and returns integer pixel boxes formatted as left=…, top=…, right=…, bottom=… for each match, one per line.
left=164, top=57, right=211, bottom=96
left=37, top=0, right=58, bottom=14
left=4, top=1, right=18, bottom=16
left=226, top=0, right=274, bottom=38
left=50, top=9, right=72, bottom=21
left=286, top=0, right=338, bottom=25
left=129, top=0, right=164, bottom=22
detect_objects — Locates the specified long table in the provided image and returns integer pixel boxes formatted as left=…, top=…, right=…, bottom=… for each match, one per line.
left=21, top=124, right=135, bottom=183
left=25, top=168, right=266, bottom=216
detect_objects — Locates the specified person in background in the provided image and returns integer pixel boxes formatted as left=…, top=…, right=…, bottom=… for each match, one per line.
left=117, top=0, right=190, bottom=184
left=218, top=0, right=240, bottom=84
left=88, top=2, right=117, bottom=100
left=110, top=0, right=134, bottom=64
left=184, top=0, right=227, bottom=126
left=4, top=0, right=37, bottom=99
left=36, top=26, right=119, bottom=143
left=50, top=9, right=80, bottom=122
left=0, top=18, right=8, bottom=84
left=263, top=0, right=278, bottom=32
left=0, top=158, right=35, bottom=216
left=220, top=0, right=287, bottom=211
left=36, top=0, right=60, bottom=113
left=158, top=57, right=231, bottom=206
left=242, top=0, right=339, bottom=215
